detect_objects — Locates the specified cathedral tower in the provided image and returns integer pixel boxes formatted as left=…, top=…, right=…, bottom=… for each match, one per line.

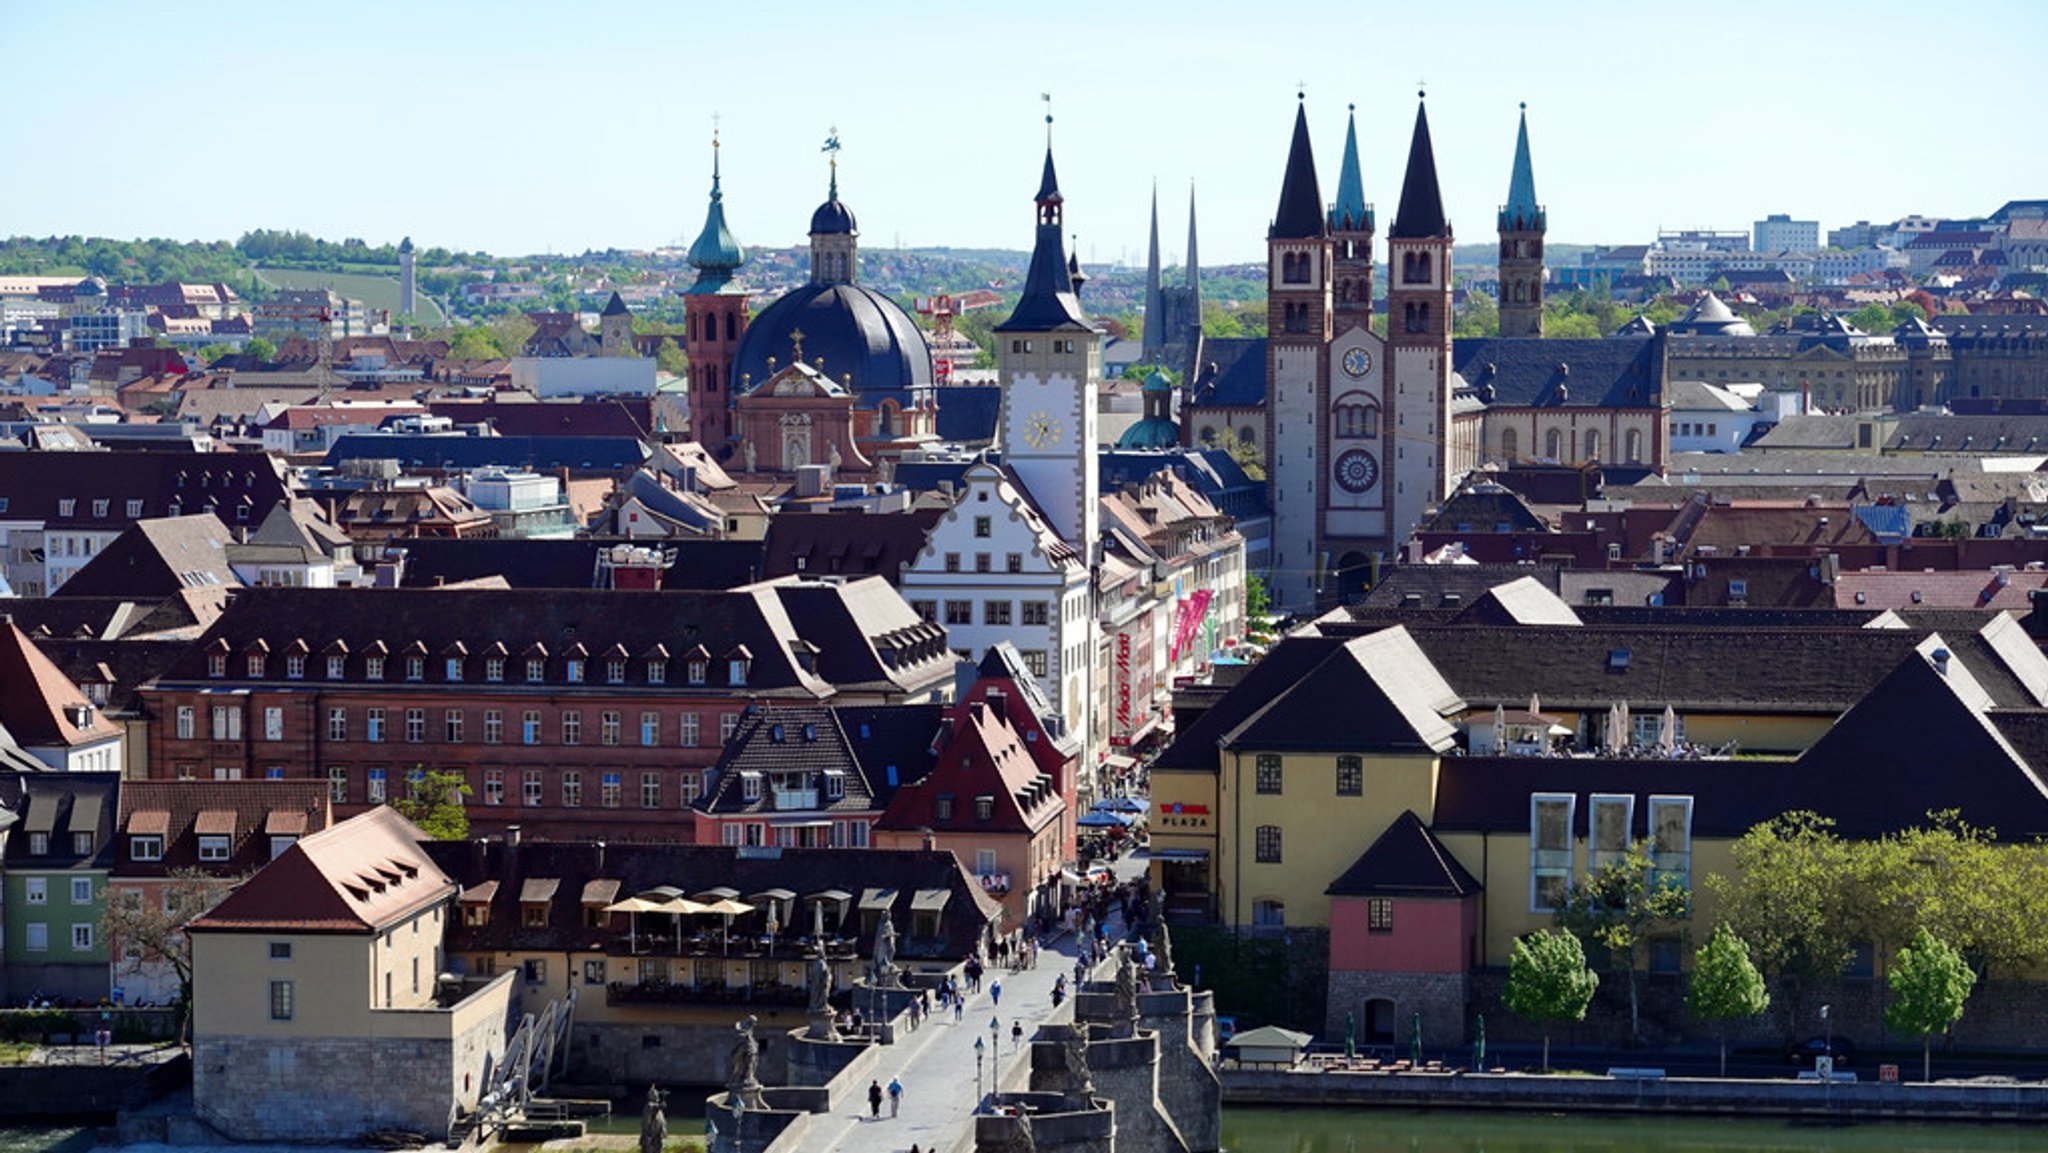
left=1264, top=95, right=1334, bottom=610
left=1329, top=105, right=1374, bottom=331
left=1142, top=185, right=1165, bottom=363
left=397, top=236, right=416, bottom=320
left=1498, top=103, right=1546, bottom=338
left=1385, top=94, right=1456, bottom=545
left=809, top=150, right=858, bottom=286
left=994, top=126, right=1100, bottom=552
left=683, top=134, right=749, bottom=450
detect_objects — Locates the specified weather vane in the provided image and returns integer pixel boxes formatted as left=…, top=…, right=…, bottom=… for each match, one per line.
left=821, top=127, right=840, bottom=154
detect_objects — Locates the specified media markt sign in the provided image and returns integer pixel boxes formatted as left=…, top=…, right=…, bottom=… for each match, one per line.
left=1157, top=801, right=1211, bottom=832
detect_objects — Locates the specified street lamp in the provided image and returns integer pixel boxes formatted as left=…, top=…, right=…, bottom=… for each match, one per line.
left=974, top=1036, right=986, bottom=1107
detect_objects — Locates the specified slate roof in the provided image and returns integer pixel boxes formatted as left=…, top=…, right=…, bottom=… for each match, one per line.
left=423, top=838, right=1002, bottom=956
left=3, top=772, right=111, bottom=866
left=1326, top=810, right=1482, bottom=898
left=426, top=398, right=652, bottom=440
left=1152, top=634, right=1349, bottom=772
left=1270, top=100, right=1326, bottom=240
left=1188, top=337, right=1267, bottom=409
left=934, top=384, right=1003, bottom=444
left=1453, top=335, right=1665, bottom=408
left=996, top=147, right=1092, bottom=335
left=393, top=538, right=767, bottom=591
left=762, top=509, right=942, bottom=586
left=0, top=450, right=293, bottom=528
left=1389, top=99, right=1448, bottom=240
left=1223, top=628, right=1462, bottom=754
left=324, top=434, right=648, bottom=473
left=189, top=807, right=453, bottom=934
left=113, top=779, right=332, bottom=878
left=1422, top=486, right=1552, bottom=534
left=52, top=514, right=239, bottom=599
left=697, top=703, right=941, bottom=817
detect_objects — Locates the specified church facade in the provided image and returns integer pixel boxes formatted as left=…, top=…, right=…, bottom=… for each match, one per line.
left=1209, top=97, right=1670, bottom=610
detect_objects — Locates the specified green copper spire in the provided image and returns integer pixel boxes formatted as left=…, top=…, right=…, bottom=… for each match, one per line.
left=1330, top=103, right=1371, bottom=232
left=686, top=134, right=746, bottom=291
left=1500, top=102, right=1544, bottom=232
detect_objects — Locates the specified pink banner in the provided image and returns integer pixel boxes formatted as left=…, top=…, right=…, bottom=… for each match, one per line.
left=1168, top=589, right=1215, bottom=663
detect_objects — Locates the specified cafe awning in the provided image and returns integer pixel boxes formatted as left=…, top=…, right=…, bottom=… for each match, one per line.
left=911, top=888, right=951, bottom=913
left=1150, top=849, right=1211, bottom=862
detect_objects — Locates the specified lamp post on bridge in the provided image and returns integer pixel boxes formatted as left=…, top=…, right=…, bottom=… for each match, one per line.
left=974, top=1035, right=986, bottom=1109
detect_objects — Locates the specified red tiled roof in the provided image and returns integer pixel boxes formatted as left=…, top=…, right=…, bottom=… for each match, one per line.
left=0, top=621, right=123, bottom=748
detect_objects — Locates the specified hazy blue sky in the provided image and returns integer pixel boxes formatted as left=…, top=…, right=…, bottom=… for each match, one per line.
left=11, top=0, right=2046, bottom=267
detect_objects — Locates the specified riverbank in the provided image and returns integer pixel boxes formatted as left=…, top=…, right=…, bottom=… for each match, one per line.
left=1219, top=1065, right=2048, bottom=1122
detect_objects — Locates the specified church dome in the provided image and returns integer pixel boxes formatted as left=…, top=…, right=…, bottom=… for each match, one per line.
left=1116, top=371, right=1181, bottom=448
left=810, top=196, right=857, bottom=236
left=1668, top=292, right=1754, bottom=337
left=733, top=282, right=931, bottom=400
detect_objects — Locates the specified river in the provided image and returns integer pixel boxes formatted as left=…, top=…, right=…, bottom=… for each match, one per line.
left=1220, top=1107, right=2043, bottom=1152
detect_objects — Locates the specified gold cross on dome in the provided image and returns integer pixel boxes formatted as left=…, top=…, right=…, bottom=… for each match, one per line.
left=789, top=328, right=806, bottom=363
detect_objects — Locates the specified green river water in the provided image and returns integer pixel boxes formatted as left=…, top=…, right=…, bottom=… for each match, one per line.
left=1220, top=1107, right=2044, bottom=1152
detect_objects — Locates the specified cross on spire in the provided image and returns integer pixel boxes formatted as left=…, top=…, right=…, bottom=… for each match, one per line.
left=788, top=327, right=806, bottom=364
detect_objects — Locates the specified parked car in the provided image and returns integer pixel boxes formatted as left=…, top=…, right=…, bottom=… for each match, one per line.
left=1784, top=1035, right=1856, bottom=1068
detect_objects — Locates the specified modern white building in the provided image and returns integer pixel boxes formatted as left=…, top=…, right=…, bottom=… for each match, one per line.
left=1754, top=214, right=1820, bottom=254
left=1667, top=380, right=1802, bottom=454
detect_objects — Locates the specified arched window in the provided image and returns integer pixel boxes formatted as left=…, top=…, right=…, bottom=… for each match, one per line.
left=1403, top=251, right=1432, bottom=284
left=1584, top=429, right=1601, bottom=460
left=1512, top=282, right=1527, bottom=303
left=1545, top=429, right=1562, bottom=460
left=1199, top=426, right=1217, bottom=445
left=877, top=402, right=896, bottom=437
left=1501, top=428, right=1518, bottom=460
left=1238, top=426, right=1257, bottom=446
left=724, top=312, right=737, bottom=341
left=1334, top=404, right=1380, bottom=439
left=1625, top=429, right=1643, bottom=463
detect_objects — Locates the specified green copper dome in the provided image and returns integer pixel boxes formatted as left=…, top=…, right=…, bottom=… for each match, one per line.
left=686, top=143, right=746, bottom=290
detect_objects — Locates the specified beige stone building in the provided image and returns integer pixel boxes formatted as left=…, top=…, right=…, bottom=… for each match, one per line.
left=187, top=807, right=514, bottom=1143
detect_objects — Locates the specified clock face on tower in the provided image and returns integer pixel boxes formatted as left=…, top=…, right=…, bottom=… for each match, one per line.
left=1342, top=346, right=1373, bottom=378
left=1334, top=448, right=1380, bottom=494
left=1023, top=409, right=1062, bottom=450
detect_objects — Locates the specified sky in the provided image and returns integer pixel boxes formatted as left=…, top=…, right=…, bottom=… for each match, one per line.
left=9, top=0, right=2047, bottom=268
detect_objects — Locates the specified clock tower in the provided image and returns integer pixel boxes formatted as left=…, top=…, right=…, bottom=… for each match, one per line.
left=994, top=124, right=1100, bottom=553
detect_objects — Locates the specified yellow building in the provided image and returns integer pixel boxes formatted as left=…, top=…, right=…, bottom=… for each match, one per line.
left=188, top=807, right=515, bottom=1144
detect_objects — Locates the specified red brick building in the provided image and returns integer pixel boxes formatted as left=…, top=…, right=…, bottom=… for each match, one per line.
left=139, top=579, right=952, bottom=842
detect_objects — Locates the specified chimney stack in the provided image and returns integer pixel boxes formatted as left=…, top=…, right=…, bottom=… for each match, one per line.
left=1932, top=648, right=1952, bottom=676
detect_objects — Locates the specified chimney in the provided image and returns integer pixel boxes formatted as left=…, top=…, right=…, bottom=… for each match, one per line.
left=505, top=824, right=522, bottom=848
left=1932, top=648, right=1951, bottom=676
left=922, top=829, right=937, bottom=852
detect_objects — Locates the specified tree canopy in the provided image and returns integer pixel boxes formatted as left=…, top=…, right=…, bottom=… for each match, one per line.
left=1503, top=929, right=1598, bottom=1071
left=1554, top=841, right=1690, bottom=1042
left=1885, top=927, right=1976, bottom=1082
left=1687, top=923, right=1770, bottom=1076
left=392, top=768, right=473, bottom=841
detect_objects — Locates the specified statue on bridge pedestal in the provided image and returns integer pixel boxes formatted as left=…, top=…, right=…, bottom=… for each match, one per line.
left=727, top=1015, right=765, bottom=1109
left=871, top=909, right=901, bottom=988
left=807, top=940, right=840, bottom=1040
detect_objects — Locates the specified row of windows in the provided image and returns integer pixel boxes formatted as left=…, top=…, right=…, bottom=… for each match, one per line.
left=21, top=876, right=95, bottom=906
left=1500, top=428, right=1644, bottom=464
left=942, top=552, right=1029, bottom=574
left=913, top=598, right=1052, bottom=630
left=52, top=498, right=146, bottom=519
left=326, top=765, right=705, bottom=809
left=209, top=652, right=746, bottom=688
left=1252, top=754, right=1363, bottom=796
left=180, top=705, right=738, bottom=749
left=19, top=832, right=94, bottom=858
left=21, top=922, right=95, bottom=952
left=716, top=818, right=870, bottom=849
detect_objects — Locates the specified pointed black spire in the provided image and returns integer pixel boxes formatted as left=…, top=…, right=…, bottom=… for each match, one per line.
left=1391, top=95, right=1449, bottom=240
left=1270, top=96, right=1326, bottom=240
left=997, top=132, right=1090, bottom=334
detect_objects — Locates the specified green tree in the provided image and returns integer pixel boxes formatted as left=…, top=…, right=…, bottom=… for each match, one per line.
left=391, top=768, right=472, bottom=841
left=1546, top=313, right=1603, bottom=339
left=654, top=337, right=688, bottom=376
left=1554, top=842, right=1691, bottom=1042
left=1687, top=924, right=1770, bottom=1076
left=196, top=343, right=238, bottom=366
left=1705, top=812, right=1860, bottom=1020
left=102, top=867, right=240, bottom=1041
left=1502, top=929, right=1598, bottom=1071
left=1454, top=289, right=1499, bottom=337
left=1848, top=303, right=1894, bottom=333
left=243, top=336, right=277, bottom=363
left=1884, top=927, right=1975, bottom=1082
left=1245, top=572, right=1272, bottom=636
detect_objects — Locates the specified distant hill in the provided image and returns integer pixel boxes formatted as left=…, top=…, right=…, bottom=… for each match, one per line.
left=253, top=266, right=446, bottom=324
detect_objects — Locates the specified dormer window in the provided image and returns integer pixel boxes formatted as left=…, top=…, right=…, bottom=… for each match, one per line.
left=688, top=660, right=708, bottom=685
left=405, top=657, right=424, bottom=682
left=606, top=659, right=626, bottom=684
left=130, top=835, right=163, bottom=862
left=446, top=657, right=463, bottom=681
left=647, top=659, right=667, bottom=685
left=527, top=658, right=545, bottom=682
left=975, top=795, right=995, bottom=821
left=365, top=656, right=385, bottom=680
left=934, top=796, right=954, bottom=822
left=742, top=771, right=763, bottom=801
left=486, top=657, right=505, bottom=682
left=727, top=647, right=752, bottom=686
left=285, top=655, right=305, bottom=680
left=247, top=654, right=266, bottom=678
left=824, top=770, right=845, bottom=800
left=327, top=654, right=345, bottom=679
left=565, top=659, right=585, bottom=684
left=208, top=653, right=227, bottom=678
left=198, top=834, right=230, bottom=862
